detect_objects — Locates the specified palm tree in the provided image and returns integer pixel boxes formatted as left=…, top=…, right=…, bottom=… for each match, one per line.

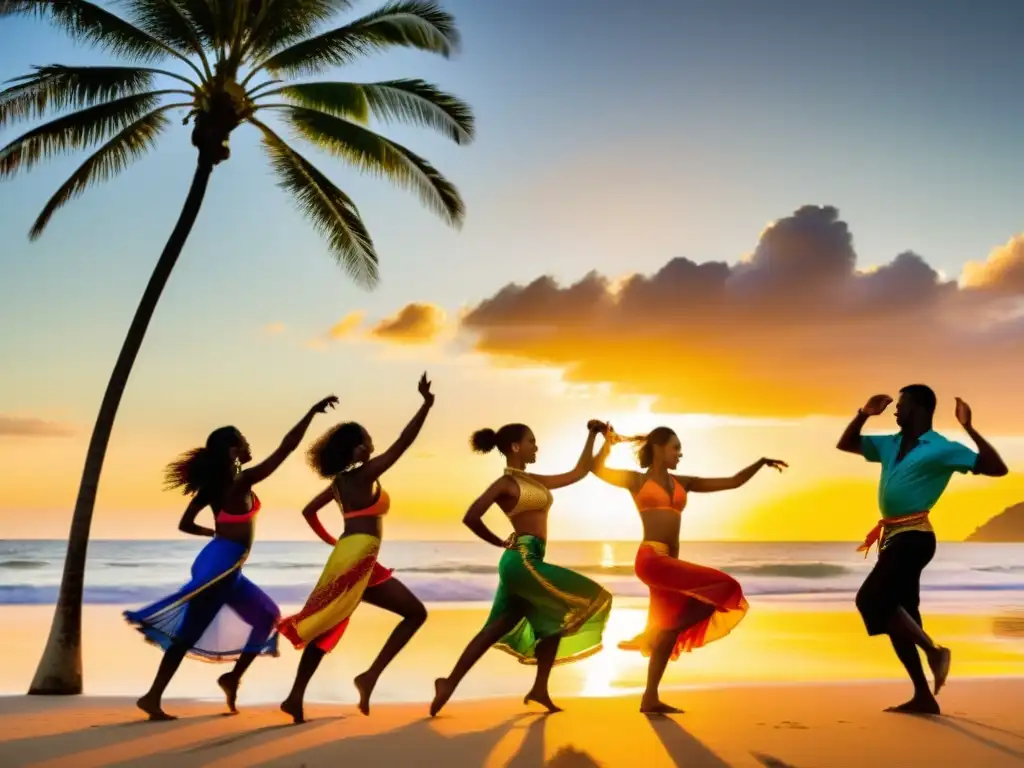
left=1, top=0, right=473, bottom=695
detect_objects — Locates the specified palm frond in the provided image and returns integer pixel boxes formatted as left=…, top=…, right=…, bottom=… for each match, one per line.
left=255, top=0, right=459, bottom=79
left=243, top=0, right=352, bottom=63
left=275, top=79, right=473, bottom=144
left=29, top=105, right=175, bottom=239
left=252, top=116, right=379, bottom=287
left=0, top=0, right=194, bottom=67
left=275, top=104, right=463, bottom=225
left=0, top=65, right=188, bottom=128
left=0, top=91, right=173, bottom=178
left=119, top=0, right=212, bottom=74
left=176, top=0, right=220, bottom=50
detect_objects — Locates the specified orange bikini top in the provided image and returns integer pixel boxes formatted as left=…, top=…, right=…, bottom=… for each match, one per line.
left=333, top=475, right=390, bottom=520
left=632, top=477, right=687, bottom=514
left=216, top=493, right=261, bottom=524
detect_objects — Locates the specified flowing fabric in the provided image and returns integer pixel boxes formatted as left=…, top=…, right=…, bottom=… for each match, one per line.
left=123, top=537, right=280, bottom=662
left=619, top=541, right=748, bottom=660
left=278, top=533, right=389, bottom=652
left=488, top=535, right=612, bottom=665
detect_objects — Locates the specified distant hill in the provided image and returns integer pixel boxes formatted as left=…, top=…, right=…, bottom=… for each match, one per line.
left=965, top=501, right=1024, bottom=542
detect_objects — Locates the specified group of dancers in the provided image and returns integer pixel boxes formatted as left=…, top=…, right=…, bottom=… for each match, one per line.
left=124, top=377, right=1008, bottom=721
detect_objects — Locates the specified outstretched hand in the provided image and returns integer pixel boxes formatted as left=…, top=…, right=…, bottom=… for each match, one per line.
left=760, top=458, right=788, bottom=472
left=955, top=397, right=972, bottom=429
left=311, top=395, right=339, bottom=415
left=418, top=372, right=435, bottom=406
left=861, top=394, right=893, bottom=416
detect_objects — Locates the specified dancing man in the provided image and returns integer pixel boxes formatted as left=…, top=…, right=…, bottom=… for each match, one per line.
left=278, top=374, right=433, bottom=723
left=430, top=421, right=612, bottom=716
left=125, top=395, right=338, bottom=720
left=837, top=385, right=1008, bottom=714
left=592, top=425, right=785, bottom=713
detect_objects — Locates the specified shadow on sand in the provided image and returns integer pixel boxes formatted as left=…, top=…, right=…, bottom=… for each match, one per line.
left=644, top=714, right=733, bottom=768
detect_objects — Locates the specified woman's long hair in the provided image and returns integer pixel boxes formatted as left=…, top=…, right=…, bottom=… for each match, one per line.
left=164, top=426, right=240, bottom=497
left=612, top=426, right=677, bottom=469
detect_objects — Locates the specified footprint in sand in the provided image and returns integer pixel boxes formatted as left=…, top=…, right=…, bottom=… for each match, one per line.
left=773, top=721, right=809, bottom=730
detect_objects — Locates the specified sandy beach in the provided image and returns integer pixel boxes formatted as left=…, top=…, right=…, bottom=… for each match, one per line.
left=1, top=679, right=1023, bottom=767
left=3, top=602, right=1024, bottom=704
left=0, top=602, right=1021, bottom=765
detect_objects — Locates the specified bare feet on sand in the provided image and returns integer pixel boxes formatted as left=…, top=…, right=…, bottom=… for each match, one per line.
left=640, top=697, right=684, bottom=715
left=217, top=673, right=240, bottom=714
left=523, top=689, right=563, bottom=713
left=430, top=678, right=455, bottom=717
left=885, top=695, right=940, bottom=715
left=136, top=694, right=177, bottom=721
left=354, top=671, right=377, bottom=716
left=928, top=646, right=952, bottom=695
left=280, top=697, right=305, bottom=724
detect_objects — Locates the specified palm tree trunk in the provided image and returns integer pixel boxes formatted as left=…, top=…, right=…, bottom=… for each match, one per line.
left=29, top=159, right=216, bottom=695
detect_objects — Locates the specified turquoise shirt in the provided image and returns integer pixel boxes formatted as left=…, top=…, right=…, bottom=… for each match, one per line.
left=862, top=430, right=978, bottom=518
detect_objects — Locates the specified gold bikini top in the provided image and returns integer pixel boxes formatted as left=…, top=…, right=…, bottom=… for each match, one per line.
left=504, top=467, right=553, bottom=517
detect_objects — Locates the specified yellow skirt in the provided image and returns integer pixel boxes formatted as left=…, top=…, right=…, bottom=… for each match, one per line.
left=278, top=533, right=380, bottom=649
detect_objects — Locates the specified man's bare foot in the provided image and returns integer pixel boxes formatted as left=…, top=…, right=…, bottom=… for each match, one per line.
left=430, top=677, right=455, bottom=717
left=354, top=671, right=377, bottom=716
left=884, top=695, right=940, bottom=715
left=928, top=646, right=951, bottom=694
left=136, top=694, right=177, bottom=721
left=217, top=673, right=240, bottom=714
left=523, top=689, right=563, bottom=713
left=280, top=697, right=305, bottom=724
left=640, top=696, right=684, bottom=715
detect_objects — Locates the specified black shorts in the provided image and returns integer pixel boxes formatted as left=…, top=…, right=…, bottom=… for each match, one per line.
left=855, top=530, right=936, bottom=636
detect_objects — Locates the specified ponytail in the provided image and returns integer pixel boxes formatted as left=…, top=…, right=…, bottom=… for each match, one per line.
left=164, top=447, right=214, bottom=496
left=164, top=425, right=240, bottom=497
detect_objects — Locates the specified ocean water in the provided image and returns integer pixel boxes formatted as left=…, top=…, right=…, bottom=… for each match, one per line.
left=1, top=539, right=1023, bottom=614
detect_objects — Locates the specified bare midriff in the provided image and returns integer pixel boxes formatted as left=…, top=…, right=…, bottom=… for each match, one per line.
left=639, top=510, right=682, bottom=558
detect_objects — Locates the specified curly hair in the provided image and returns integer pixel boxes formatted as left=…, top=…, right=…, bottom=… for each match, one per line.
left=307, top=421, right=366, bottom=478
left=470, top=424, right=529, bottom=456
left=164, top=426, right=240, bottom=497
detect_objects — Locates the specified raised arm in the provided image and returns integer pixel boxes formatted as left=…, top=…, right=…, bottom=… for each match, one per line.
left=462, top=477, right=514, bottom=548
left=242, top=395, right=338, bottom=486
left=590, top=428, right=642, bottom=492
left=360, top=373, right=434, bottom=482
left=955, top=398, right=1009, bottom=477
left=528, top=421, right=605, bottom=490
left=178, top=494, right=214, bottom=537
left=837, top=395, right=892, bottom=455
left=302, top=486, right=338, bottom=546
left=678, top=457, right=787, bottom=493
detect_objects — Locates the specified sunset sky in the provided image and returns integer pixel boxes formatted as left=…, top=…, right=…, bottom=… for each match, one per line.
left=2, top=0, right=1024, bottom=541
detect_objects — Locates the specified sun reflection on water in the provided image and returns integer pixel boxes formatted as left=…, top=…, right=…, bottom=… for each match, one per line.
left=577, top=606, right=648, bottom=698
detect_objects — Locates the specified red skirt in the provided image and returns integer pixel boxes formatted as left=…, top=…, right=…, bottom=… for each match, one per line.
left=619, top=541, right=748, bottom=660
left=313, top=562, right=394, bottom=652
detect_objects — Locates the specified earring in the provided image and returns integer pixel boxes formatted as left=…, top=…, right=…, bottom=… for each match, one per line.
left=233, top=457, right=242, bottom=475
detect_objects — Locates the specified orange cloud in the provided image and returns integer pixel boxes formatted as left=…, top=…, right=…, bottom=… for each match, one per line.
left=0, top=415, right=73, bottom=437
left=459, top=205, right=1024, bottom=427
left=329, top=311, right=365, bottom=339
left=371, top=303, right=446, bottom=344
left=961, top=234, right=1024, bottom=294
left=263, top=321, right=286, bottom=335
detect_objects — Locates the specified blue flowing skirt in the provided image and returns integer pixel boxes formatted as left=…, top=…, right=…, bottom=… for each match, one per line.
left=123, top=537, right=280, bottom=662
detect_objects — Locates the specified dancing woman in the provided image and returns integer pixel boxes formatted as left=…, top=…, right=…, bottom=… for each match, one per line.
left=278, top=374, right=434, bottom=723
left=430, top=421, right=612, bottom=716
left=124, top=395, right=338, bottom=720
left=592, top=425, right=786, bottom=713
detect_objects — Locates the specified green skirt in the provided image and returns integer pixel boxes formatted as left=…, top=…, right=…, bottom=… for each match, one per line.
left=488, top=535, right=612, bottom=665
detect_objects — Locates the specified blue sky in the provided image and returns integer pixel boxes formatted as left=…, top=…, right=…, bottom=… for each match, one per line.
left=2, top=0, right=1024, bottom=537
